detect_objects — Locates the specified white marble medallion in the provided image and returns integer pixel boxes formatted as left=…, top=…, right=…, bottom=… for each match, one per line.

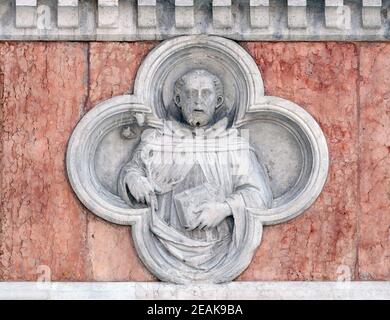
left=66, top=35, right=329, bottom=284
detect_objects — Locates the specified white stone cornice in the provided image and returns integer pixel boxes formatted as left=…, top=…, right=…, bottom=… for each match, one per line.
left=15, top=0, right=37, bottom=28
left=138, top=0, right=157, bottom=28
left=362, top=0, right=383, bottom=29
left=97, top=0, right=119, bottom=28
left=287, top=0, right=307, bottom=29
left=175, top=0, right=195, bottom=28
left=249, top=0, right=270, bottom=29
left=2, top=0, right=390, bottom=41
left=57, top=0, right=79, bottom=28
left=212, top=0, right=232, bottom=28
left=0, top=282, right=390, bottom=300
left=325, top=0, right=345, bottom=29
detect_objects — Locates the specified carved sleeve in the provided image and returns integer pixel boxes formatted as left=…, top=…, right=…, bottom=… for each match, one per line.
left=117, top=142, right=148, bottom=206
left=121, top=143, right=147, bottom=178
left=226, top=150, right=273, bottom=212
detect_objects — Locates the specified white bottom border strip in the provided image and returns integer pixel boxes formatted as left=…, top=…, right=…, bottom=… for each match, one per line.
left=0, top=282, right=389, bottom=300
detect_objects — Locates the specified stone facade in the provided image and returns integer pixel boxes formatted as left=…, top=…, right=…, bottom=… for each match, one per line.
left=1, top=41, right=388, bottom=282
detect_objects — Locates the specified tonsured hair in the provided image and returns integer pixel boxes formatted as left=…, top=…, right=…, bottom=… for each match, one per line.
left=174, top=69, right=224, bottom=100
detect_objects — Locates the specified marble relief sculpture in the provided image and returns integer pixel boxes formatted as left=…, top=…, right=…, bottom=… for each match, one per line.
left=117, top=69, right=273, bottom=274
left=67, top=36, right=329, bottom=283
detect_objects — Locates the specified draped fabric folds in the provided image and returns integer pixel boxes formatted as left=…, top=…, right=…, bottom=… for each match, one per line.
left=118, top=118, right=272, bottom=275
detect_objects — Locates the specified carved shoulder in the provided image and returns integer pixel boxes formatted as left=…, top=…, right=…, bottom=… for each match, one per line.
left=140, top=128, right=161, bottom=143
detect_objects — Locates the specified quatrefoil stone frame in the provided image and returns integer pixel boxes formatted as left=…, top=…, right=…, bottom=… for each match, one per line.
left=67, top=35, right=329, bottom=283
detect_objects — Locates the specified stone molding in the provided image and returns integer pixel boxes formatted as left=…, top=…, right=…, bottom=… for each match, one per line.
left=1, top=0, right=389, bottom=41
left=1, top=282, right=390, bottom=300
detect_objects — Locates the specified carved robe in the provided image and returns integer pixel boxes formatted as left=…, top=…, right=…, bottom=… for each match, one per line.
left=118, top=117, right=272, bottom=278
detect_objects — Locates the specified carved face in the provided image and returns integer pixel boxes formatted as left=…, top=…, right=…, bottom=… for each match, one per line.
left=174, top=70, right=224, bottom=127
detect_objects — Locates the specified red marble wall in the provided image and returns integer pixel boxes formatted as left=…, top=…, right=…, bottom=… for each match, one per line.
left=358, top=44, right=390, bottom=280
left=0, top=41, right=388, bottom=281
left=0, top=43, right=89, bottom=280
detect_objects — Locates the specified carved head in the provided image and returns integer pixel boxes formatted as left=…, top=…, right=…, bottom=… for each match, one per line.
left=173, top=69, right=224, bottom=127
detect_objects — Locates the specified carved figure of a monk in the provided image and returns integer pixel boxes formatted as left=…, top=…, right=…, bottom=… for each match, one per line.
left=118, top=69, right=272, bottom=277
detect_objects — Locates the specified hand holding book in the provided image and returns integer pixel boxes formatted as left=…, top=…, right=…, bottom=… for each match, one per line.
left=173, top=183, right=232, bottom=231
left=188, top=201, right=232, bottom=231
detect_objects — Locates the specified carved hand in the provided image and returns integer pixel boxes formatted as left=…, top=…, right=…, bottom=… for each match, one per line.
left=124, top=174, right=161, bottom=210
left=189, top=202, right=232, bottom=230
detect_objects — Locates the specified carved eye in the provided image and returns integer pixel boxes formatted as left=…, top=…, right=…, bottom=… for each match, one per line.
left=185, top=90, right=192, bottom=99
left=190, top=90, right=199, bottom=99
left=201, top=89, right=211, bottom=99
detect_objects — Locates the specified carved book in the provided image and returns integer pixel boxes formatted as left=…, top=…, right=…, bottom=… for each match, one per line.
left=173, top=183, right=226, bottom=228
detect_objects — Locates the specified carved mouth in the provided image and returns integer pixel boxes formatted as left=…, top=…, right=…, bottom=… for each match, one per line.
left=193, top=109, right=205, bottom=113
